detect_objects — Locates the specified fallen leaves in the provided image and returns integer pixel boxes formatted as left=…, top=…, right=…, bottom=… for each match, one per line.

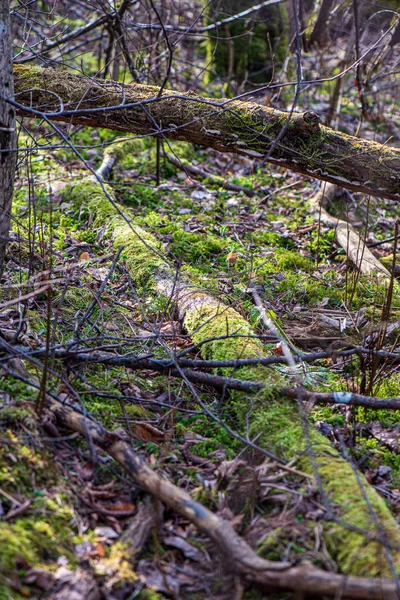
left=226, top=251, right=238, bottom=266
left=133, top=422, right=166, bottom=443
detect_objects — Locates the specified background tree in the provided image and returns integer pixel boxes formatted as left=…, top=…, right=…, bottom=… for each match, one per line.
left=0, top=0, right=16, bottom=272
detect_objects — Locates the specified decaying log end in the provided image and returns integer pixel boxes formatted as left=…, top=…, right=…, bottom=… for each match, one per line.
left=291, top=111, right=322, bottom=133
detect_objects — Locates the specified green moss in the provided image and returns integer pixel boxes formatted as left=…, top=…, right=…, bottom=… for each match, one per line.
left=0, top=374, right=37, bottom=404
left=62, top=181, right=119, bottom=224
left=0, top=427, right=82, bottom=595
left=184, top=299, right=263, bottom=369
left=61, top=180, right=169, bottom=286
left=275, top=271, right=342, bottom=305
left=251, top=230, right=293, bottom=248
left=114, top=222, right=166, bottom=285
left=246, top=388, right=400, bottom=576
left=137, top=210, right=230, bottom=266
left=179, top=294, right=400, bottom=576
left=275, top=250, right=313, bottom=271
left=316, top=456, right=396, bottom=576
left=310, top=406, right=344, bottom=427
left=176, top=414, right=238, bottom=459
left=103, top=136, right=147, bottom=163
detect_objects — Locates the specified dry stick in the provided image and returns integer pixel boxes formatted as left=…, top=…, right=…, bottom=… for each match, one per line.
left=166, top=153, right=257, bottom=197
left=31, top=345, right=399, bottom=366
left=47, top=393, right=400, bottom=599
left=309, top=183, right=393, bottom=278
left=40, top=348, right=400, bottom=409
left=0, top=284, right=51, bottom=311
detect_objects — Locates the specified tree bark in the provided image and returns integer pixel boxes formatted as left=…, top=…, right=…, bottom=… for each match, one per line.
left=59, top=175, right=400, bottom=579
left=13, top=65, right=400, bottom=201
left=308, top=0, right=335, bottom=47
left=0, top=0, right=17, bottom=273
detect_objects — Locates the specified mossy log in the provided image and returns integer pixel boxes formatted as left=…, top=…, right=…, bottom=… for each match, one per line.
left=47, top=374, right=400, bottom=599
left=177, top=293, right=400, bottom=578
left=61, top=176, right=400, bottom=579
left=13, top=65, right=400, bottom=201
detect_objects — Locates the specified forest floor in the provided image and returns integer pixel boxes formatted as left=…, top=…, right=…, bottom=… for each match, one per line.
left=1, top=119, right=400, bottom=599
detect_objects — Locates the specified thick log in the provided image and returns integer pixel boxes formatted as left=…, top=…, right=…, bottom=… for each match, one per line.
left=13, top=65, right=400, bottom=201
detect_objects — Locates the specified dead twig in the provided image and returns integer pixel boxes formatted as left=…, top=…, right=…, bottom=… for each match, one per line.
left=47, top=392, right=400, bottom=599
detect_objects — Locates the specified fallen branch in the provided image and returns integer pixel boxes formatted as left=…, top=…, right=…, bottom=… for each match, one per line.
left=45, top=388, right=400, bottom=599
left=166, top=153, right=257, bottom=197
left=41, top=348, right=400, bottom=409
left=12, top=66, right=400, bottom=200
left=310, top=183, right=393, bottom=278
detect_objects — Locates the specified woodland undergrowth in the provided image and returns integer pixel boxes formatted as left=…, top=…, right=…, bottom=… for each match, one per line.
left=1, top=124, right=400, bottom=599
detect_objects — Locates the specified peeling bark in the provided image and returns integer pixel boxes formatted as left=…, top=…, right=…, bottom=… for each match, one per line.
left=12, top=65, right=400, bottom=200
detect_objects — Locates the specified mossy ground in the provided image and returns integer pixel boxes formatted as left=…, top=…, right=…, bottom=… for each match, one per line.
left=2, top=120, right=400, bottom=596
left=0, top=406, right=90, bottom=599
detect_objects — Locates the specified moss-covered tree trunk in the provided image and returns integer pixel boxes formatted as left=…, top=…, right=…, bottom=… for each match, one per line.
left=13, top=65, right=400, bottom=200
left=61, top=175, right=400, bottom=579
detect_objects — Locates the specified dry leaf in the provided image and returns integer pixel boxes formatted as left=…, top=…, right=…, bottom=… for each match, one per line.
left=271, top=342, right=284, bottom=355
left=226, top=251, right=238, bottom=266
left=134, top=422, right=166, bottom=443
left=94, top=542, right=106, bottom=558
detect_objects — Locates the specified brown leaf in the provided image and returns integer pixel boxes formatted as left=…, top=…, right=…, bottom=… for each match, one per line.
left=271, top=342, right=284, bottom=355
left=94, top=542, right=105, bottom=558
left=79, top=252, right=90, bottom=261
left=134, top=422, right=166, bottom=443
left=226, top=251, right=238, bottom=265
left=159, top=321, right=181, bottom=336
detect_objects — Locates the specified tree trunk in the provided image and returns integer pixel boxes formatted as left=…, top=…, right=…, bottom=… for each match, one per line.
left=0, top=0, right=16, bottom=273
left=308, top=0, right=335, bottom=47
left=60, top=174, right=400, bottom=579
left=13, top=65, right=400, bottom=201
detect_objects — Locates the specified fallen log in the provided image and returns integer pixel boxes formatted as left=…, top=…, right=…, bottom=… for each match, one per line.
left=12, top=65, right=400, bottom=200
left=59, top=174, right=400, bottom=579
left=47, top=385, right=400, bottom=599
left=310, top=183, right=394, bottom=279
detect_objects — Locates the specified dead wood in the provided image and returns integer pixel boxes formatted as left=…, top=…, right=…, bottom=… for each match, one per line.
left=310, top=183, right=393, bottom=278
left=119, top=497, right=157, bottom=560
left=12, top=65, right=400, bottom=200
left=45, top=388, right=400, bottom=599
